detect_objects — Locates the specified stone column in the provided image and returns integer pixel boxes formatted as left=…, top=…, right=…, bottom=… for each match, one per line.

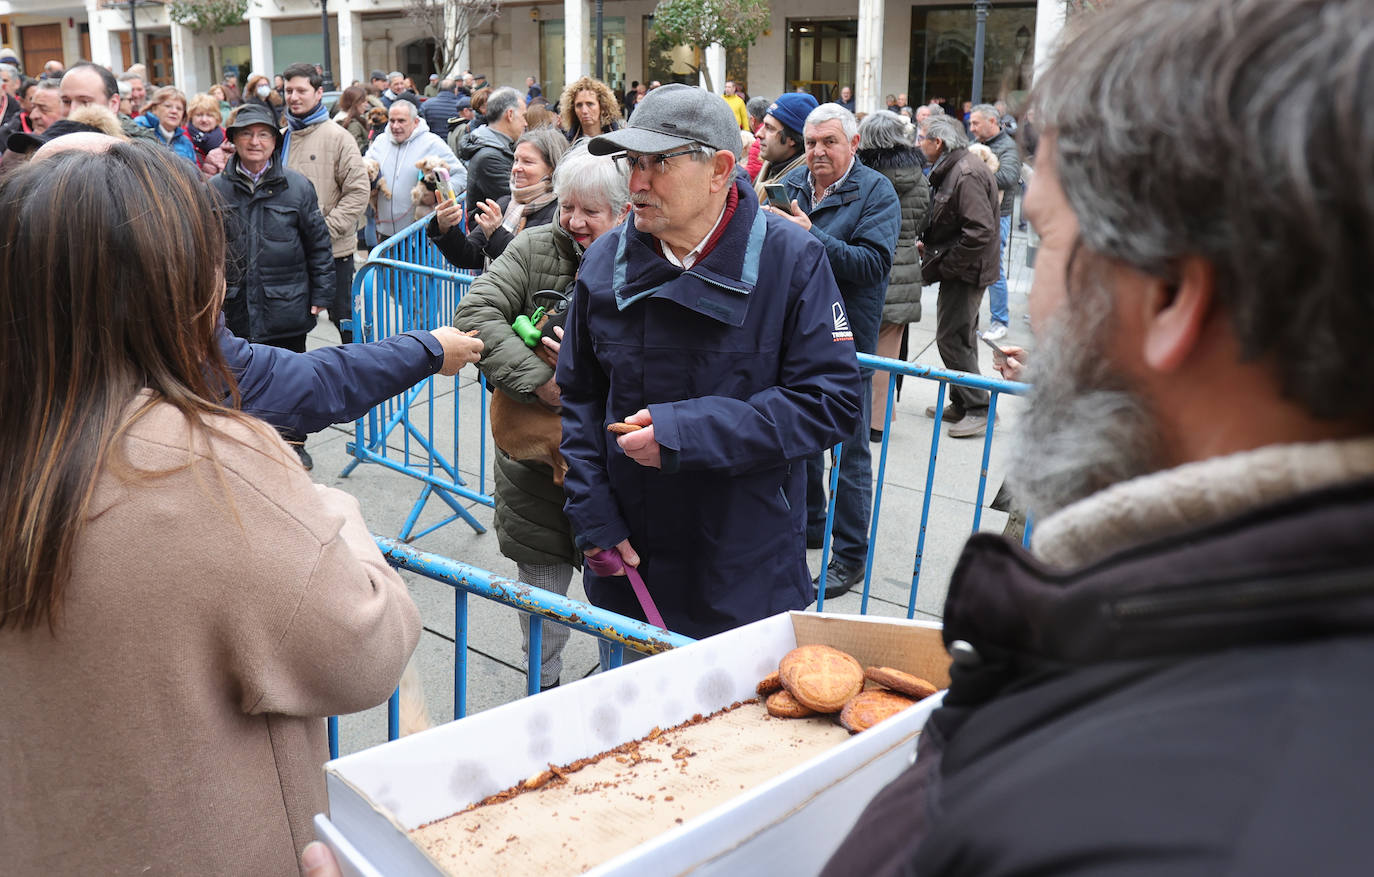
left=248, top=14, right=274, bottom=81
left=564, top=0, right=587, bottom=86
left=855, top=0, right=885, bottom=114
left=170, top=22, right=199, bottom=94
left=338, top=8, right=364, bottom=87
left=1033, top=0, right=1067, bottom=80
left=85, top=0, right=116, bottom=69
left=703, top=43, right=725, bottom=92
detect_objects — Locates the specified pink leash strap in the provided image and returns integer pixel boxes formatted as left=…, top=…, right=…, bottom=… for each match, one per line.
left=585, top=550, right=667, bottom=630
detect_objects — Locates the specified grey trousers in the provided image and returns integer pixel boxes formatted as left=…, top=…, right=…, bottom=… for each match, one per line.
left=517, top=561, right=574, bottom=685
left=935, top=279, right=990, bottom=415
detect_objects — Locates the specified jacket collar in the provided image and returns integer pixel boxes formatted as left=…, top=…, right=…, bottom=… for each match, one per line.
left=606, top=177, right=768, bottom=326
left=942, top=478, right=1374, bottom=681
left=928, top=147, right=969, bottom=187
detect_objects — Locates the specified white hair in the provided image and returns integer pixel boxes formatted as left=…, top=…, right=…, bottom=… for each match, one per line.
left=553, top=143, right=631, bottom=215
left=803, top=103, right=858, bottom=140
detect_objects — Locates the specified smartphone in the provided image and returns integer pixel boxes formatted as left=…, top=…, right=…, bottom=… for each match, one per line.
left=764, top=182, right=792, bottom=212
left=977, top=331, right=1009, bottom=358
left=434, top=167, right=457, bottom=204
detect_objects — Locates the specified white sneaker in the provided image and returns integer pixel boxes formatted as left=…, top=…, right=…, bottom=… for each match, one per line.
left=984, top=323, right=1008, bottom=341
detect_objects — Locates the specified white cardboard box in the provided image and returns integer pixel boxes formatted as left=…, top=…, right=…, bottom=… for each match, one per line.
left=318, top=611, right=951, bottom=876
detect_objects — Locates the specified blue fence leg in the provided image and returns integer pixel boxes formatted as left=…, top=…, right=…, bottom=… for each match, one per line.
left=970, top=391, right=1001, bottom=533
left=909, top=383, right=947, bottom=619
left=328, top=715, right=339, bottom=760
left=861, top=380, right=898, bottom=615
left=388, top=688, right=399, bottom=741
left=454, top=589, right=468, bottom=720
left=814, top=443, right=844, bottom=612
left=527, top=617, right=544, bottom=696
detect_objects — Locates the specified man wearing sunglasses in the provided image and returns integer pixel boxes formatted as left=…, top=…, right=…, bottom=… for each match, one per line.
left=557, top=83, right=863, bottom=641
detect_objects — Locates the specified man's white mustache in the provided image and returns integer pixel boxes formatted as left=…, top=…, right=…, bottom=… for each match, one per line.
left=631, top=197, right=662, bottom=208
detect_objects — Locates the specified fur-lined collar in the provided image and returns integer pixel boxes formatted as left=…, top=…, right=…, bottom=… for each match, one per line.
left=857, top=146, right=922, bottom=172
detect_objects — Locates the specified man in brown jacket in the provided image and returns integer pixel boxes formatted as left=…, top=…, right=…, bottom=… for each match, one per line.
left=918, top=113, right=1001, bottom=438
left=282, top=61, right=370, bottom=344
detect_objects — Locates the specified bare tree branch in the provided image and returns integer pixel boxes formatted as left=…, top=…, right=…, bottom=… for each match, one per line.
left=403, top=0, right=503, bottom=76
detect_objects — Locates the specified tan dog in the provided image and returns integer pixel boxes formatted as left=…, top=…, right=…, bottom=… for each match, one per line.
left=489, top=312, right=568, bottom=484
left=411, top=155, right=449, bottom=221
left=968, top=143, right=1004, bottom=208
left=363, top=158, right=391, bottom=216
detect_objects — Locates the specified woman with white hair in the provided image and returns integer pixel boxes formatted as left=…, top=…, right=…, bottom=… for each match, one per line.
left=452, top=144, right=630, bottom=690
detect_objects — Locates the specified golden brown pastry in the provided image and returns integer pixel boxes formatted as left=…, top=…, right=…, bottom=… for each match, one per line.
left=778, top=644, right=864, bottom=713
left=765, top=689, right=817, bottom=718
left=864, top=666, right=939, bottom=700
left=839, top=690, right=917, bottom=733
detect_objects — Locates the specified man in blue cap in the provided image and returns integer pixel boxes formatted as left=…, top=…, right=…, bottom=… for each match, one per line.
left=558, top=83, right=862, bottom=644
left=752, top=91, right=816, bottom=203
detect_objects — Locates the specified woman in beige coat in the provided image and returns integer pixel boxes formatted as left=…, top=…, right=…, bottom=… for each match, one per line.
left=0, top=139, right=421, bottom=874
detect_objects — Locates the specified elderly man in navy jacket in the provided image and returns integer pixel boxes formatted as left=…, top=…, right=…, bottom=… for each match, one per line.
left=774, top=102, right=901, bottom=600
left=558, top=84, right=862, bottom=642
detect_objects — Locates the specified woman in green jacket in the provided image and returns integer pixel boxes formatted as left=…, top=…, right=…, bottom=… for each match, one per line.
left=452, top=145, right=630, bottom=689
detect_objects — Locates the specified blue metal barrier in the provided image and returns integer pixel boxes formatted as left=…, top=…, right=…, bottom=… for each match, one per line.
left=812, top=355, right=1031, bottom=618
left=328, top=537, right=694, bottom=759
left=340, top=217, right=494, bottom=541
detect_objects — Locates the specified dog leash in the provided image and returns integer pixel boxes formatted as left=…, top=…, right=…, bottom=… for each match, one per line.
left=584, top=550, right=666, bottom=630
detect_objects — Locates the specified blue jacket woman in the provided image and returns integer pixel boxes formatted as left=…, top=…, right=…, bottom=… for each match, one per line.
left=134, top=86, right=198, bottom=166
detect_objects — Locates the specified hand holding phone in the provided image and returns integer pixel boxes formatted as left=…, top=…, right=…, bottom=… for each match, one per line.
left=764, top=182, right=792, bottom=213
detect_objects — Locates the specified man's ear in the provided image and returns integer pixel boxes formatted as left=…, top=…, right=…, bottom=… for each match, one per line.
left=710, top=151, right=736, bottom=192
left=1142, top=256, right=1215, bottom=373
left=849, top=133, right=860, bottom=153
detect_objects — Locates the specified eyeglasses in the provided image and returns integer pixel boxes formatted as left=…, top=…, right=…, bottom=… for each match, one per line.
left=611, top=145, right=707, bottom=175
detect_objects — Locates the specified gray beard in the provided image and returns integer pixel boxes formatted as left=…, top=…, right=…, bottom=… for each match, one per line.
left=1006, top=285, right=1167, bottom=521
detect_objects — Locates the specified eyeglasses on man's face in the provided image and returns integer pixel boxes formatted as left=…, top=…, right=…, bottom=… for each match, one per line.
left=612, top=145, right=708, bottom=175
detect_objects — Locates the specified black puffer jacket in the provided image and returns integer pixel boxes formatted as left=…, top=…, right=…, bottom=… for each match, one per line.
left=860, top=146, right=930, bottom=325
left=823, top=477, right=1374, bottom=876
left=458, top=125, right=515, bottom=217
left=426, top=195, right=558, bottom=269
left=211, top=156, right=334, bottom=343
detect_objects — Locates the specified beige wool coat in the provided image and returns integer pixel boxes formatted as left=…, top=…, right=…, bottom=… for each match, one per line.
left=0, top=398, right=421, bottom=875
left=286, top=118, right=371, bottom=258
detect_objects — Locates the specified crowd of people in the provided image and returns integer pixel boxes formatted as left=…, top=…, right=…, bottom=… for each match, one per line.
left=7, top=0, right=1373, bottom=871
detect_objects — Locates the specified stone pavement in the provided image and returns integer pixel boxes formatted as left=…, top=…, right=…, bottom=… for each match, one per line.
left=308, top=206, right=1037, bottom=755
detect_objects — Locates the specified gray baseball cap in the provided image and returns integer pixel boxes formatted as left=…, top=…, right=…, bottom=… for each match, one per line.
left=588, top=83, right=741, bottom=159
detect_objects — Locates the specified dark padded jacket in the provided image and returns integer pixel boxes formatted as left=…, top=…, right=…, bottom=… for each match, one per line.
left=459, top=125, right=515, bottom=217
left=211, top=155, right=333, bottom=343
left=920, top=147, right=1000, bottom=289
left=860, top=146, right=931, bottom=325
left=823, top=477, right=1374, bottom=877
left=558, top=179, right=862, bottom=638
left=427, top=195, right=558, bottom=270
left=980, top=129, right=1021, bottom=218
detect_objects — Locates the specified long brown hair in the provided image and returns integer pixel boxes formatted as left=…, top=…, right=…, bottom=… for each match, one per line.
left=0, top=142, right=242, bottom=631
left=337, top=85, right=368, bottom=121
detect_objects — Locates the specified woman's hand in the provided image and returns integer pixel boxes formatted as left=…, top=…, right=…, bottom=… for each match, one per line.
left=434, top=198, right=463, bottom=234
left=474, top=199, right=504, bottom=238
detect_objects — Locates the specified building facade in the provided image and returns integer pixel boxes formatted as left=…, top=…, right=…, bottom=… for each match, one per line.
left=0, top=0, right=1066, bottom=113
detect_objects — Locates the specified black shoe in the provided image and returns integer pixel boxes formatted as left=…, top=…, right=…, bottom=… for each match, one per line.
left=539, top=675, right=561, bottom=692
left=293, top=444, right=313, bottom=471
left=812, top=560, right=864, bottom=600
left=869, top=428, right=884, bottom=444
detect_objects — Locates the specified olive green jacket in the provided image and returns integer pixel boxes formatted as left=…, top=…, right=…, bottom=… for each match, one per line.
left=453, top=221, right=582, bottom=567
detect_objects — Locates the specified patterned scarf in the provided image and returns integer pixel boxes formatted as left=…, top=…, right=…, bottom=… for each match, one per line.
left=500, top=176, right=557, bottom=235
left=186, top=124, right=225, bottom=157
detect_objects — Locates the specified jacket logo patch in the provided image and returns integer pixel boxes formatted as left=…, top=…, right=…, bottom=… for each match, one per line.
left=831, top=302, right=853, bottom=342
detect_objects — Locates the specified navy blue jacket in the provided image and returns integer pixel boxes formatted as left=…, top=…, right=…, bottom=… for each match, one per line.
left=217, top=320, right=444, bottom=435
left=782, top=156, right=901, bottom=371
left=557, top=180, right=863, bottom=639
left=421, top=91, right=459, bottom=139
